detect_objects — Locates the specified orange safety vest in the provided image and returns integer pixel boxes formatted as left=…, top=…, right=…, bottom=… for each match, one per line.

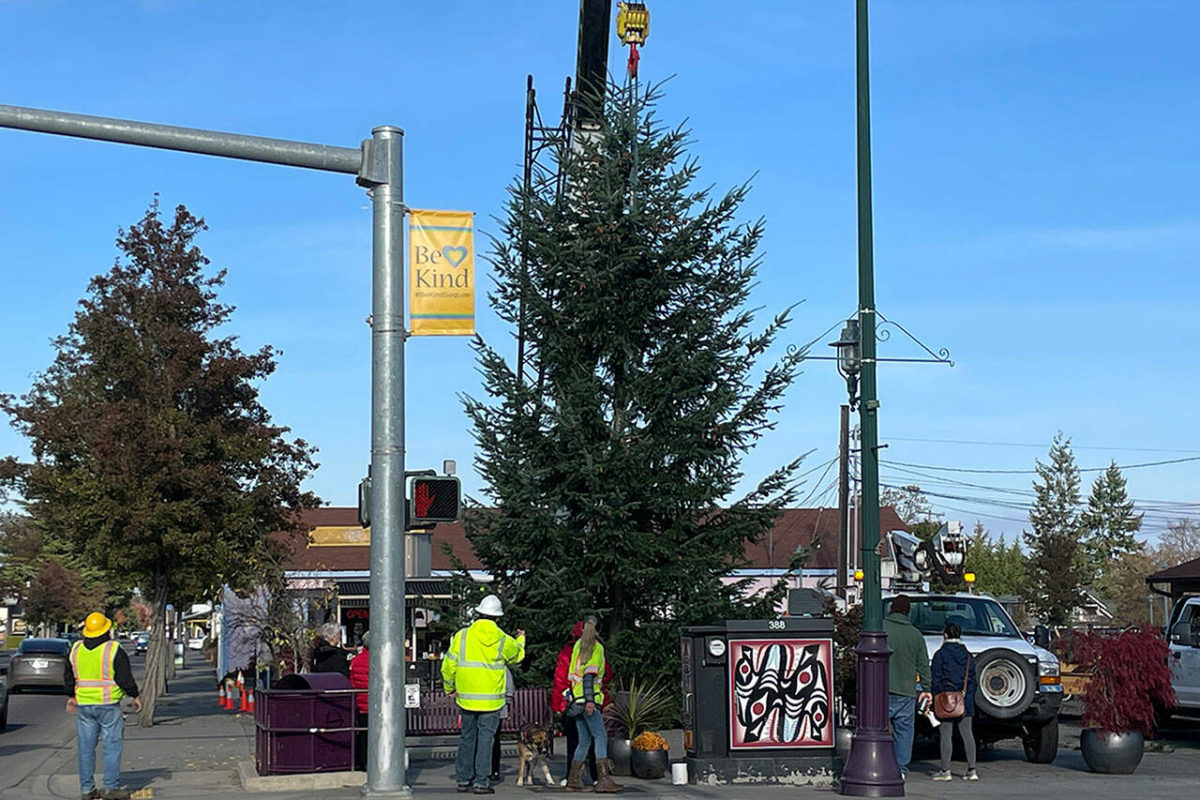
left=70, top=640, right=125, bottom=705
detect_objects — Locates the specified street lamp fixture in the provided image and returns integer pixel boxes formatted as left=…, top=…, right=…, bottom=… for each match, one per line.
left=830, top=318, right=861, bottom=408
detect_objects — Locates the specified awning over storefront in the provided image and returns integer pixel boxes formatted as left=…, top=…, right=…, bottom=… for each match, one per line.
left=335, top=578, right=452, bottom=599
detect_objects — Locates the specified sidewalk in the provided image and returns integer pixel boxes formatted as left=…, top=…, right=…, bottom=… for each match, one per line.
left=7, top=663, right=1199, bottom=800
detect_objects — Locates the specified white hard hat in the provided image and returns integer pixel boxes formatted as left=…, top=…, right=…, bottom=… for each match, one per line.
left=475, top=594, right=504, bottom=617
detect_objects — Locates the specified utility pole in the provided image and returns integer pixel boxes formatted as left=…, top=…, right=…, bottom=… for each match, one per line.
left=0, top=104, right=413, bottom=798
left=837, top=405, right=850, bottom=599
left=839, top=0, right=904, bottom=795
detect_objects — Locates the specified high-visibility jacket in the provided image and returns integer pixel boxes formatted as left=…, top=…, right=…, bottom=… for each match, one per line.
left=69, top=640, right=125, bottom=705
left=568, top=640, right=606, bottom=704
left=441, top=619, right=525, bottom=712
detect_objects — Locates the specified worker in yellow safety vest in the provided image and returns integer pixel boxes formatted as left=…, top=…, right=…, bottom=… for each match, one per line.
left=65, top=612, right=142, bottom=800
left=564, top=616, right=622, bottom=793
left=441, top=594, right=525, bottom=794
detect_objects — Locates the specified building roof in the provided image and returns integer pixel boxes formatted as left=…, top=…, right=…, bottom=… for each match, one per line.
left=1146, top=555, right=1200, bottom=598
left=742, top=506, right=908, bottom=571
left=278, top=507, right=480, bottom=572
left=280, top=506, right=908, bottom=575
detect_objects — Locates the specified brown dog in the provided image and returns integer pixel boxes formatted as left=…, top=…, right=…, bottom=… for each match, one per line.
left=516, top=722, right=556, bottom=787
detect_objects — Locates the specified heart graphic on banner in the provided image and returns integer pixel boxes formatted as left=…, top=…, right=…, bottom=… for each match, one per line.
left=442, top=246, right=468, bottom=267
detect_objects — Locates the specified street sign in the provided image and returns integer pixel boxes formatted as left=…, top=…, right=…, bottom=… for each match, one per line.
left=404, top=683, right=421, bottom=708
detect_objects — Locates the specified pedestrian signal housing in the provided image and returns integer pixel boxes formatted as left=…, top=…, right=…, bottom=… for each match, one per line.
left=408, top=475, right=461, bottom=525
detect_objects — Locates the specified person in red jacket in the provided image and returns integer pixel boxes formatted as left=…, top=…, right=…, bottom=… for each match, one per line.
left=553, top=621, right=613, bottom=785
left=349, top=631, right=370, bottom=772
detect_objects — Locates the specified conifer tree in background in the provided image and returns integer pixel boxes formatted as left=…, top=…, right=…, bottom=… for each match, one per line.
left=461, top=85, right=804, bottom=684
left=1080, top=461, right=1142, bottom=581
left=1023, top=433, right=1088, bottom=626
left=964, top=521, right=1027, bottom=598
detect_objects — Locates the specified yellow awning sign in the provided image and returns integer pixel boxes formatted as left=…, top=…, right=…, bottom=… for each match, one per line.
left=408, top=209, right=475, bottom=336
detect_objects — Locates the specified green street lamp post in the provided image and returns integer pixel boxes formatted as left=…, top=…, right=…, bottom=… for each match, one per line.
left=839, top=0, right=904, bottom=796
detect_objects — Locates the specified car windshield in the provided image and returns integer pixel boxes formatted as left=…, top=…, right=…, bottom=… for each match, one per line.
left=886, top=597, right=1020, bottom=638
left=17, top=638, right=70, bottom=655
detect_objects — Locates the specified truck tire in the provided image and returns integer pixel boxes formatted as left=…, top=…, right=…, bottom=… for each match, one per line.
left=1022, top=717, right=1058, bottom=763
left=974, top=648, right=1037, bottom=720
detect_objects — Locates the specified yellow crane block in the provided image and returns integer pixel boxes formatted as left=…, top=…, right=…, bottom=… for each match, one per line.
left=617, top=2, right=650, bottom=46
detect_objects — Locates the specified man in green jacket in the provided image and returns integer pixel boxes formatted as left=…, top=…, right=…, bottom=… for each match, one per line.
left=883, top=595, right=932, bottom=778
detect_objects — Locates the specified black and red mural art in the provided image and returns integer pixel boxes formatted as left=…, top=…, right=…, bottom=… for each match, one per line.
left=729, top=638, right=834, bottom=749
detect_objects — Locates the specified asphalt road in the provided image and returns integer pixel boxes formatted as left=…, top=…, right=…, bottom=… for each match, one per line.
left=0, top=645, right=144, bottom=793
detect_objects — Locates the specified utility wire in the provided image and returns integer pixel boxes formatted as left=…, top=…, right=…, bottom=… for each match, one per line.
left=885, top=436, right=1200, bottom=453
left=881, top=455, right=1200, bottom=475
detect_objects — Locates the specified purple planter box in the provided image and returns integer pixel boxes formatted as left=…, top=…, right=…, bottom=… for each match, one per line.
left=255, top=672, right=356, bottom=776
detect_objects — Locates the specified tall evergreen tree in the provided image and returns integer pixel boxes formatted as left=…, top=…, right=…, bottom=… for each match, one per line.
left=1023, top=433, right=1088, bottom=626
left=965, top=521, right=1027, bottom=597
left=1, top=201, right=319, bottom=723
left=1080, top=461, right=1142, bottom=580
left=460, top=85, right=804, bottom=684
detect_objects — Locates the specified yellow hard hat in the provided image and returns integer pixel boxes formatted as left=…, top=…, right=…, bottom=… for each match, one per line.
left=83, top=612, right=112, bottom=637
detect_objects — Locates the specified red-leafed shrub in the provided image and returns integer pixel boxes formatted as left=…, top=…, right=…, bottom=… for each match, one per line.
left=1075, top=629, right=1176, bottom=736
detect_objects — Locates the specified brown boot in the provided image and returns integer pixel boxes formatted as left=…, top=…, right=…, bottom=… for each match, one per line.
left=565, top=760, right=593, bottom=792
left=593, top=759, right=624, bottom=793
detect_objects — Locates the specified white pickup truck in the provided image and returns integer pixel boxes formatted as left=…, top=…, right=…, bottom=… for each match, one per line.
left=1167, top=595, right=1200, bottom=713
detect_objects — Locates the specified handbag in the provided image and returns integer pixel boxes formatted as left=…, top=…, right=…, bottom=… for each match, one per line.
left=563, top=688, right=583, bottom=717
left=933, top=654, right=970, bottom=719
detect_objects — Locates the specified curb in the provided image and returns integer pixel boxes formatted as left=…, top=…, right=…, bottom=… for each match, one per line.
left=237, top=761, right=365, bottom=792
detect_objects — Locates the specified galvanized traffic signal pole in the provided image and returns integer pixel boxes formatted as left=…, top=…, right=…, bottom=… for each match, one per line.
left=0, top=104, right=413, bottom=798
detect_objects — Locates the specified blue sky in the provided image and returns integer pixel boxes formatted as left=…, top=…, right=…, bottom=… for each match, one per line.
left=1, top=1, right=1197, bottom=545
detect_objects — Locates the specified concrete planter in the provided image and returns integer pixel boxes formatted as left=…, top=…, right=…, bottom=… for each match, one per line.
left=630, top=748, right=669, bottom=779
left=607, top=737, right=632, bottom=776
left=1080, top=729, right=1144, bottom=774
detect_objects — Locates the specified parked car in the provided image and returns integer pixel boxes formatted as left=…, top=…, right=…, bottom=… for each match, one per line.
left=1, top=666, right=8, bottom=731
left=884, top=593, right=1063, bottom=764
left=187, top=635, right=207, bottom=651
left=7, top=638, right=71, bottom=693
left=1166, top=595, right=1200, bottom=715
left=134, top=633, right=149, bottom=655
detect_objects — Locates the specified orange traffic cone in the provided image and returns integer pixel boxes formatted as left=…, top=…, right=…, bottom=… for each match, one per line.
left=246, top=690, right=255, bottom=714
left=223, top=682, right=235, bottom=710
left=239, top=687, right=249, bottom=712
left=218, top=685, right=226, bottom=707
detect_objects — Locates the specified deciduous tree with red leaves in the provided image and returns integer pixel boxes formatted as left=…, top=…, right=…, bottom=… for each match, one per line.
left=1076, top=629, right=1176, bottom=736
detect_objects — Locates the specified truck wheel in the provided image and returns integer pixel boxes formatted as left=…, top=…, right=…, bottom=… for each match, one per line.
left=1022, top=717, right=1058, bottom=763
left=974, top=649, right=1037, bottom=720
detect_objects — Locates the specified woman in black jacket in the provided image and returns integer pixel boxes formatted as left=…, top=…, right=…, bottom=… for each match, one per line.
left=930, top=622, right=978, bottom=781
left=311, top=623, right=353, bottom=677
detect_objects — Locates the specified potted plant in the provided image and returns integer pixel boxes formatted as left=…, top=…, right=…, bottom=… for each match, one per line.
left=603, top=678, right=672, bottom=777
left=630, top=731, right=670, bottom=779
left=1074, top=628, right=1176, bottom=774
left=826, top=597, right=862, bottom=765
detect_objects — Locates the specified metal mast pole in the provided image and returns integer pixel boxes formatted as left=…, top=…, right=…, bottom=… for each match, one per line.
left=364, top=126, right=412, bottom=798
left=838, top=405, right=851, bottom=599
left=840, top=0, right=903, bottom=795
left=0, top=103, right=412, bottom=798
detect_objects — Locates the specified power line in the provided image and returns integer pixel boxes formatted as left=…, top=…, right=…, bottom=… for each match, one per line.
left=886, top=436, right=1200, bottom=454
left=882, top=455, right=1200, bottom=475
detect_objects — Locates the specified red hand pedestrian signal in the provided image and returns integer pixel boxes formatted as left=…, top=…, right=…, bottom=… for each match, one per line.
left=414, top=481, right=434, bottom=519
left=407, top=475, right=461, bottom=525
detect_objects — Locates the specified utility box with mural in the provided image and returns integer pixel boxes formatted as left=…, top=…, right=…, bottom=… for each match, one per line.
left=681, top=603, right=837, bottom=785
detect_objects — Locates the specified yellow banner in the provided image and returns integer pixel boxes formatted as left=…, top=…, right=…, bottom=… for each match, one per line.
left=409, top=209, right=475, bottom=336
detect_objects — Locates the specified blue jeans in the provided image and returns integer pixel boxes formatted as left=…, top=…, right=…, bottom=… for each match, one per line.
left=887, top=694, right=916, bottom=774
left=456, top=709, right=500, bottom=788
left=574, top=708, right=608, bottom=761
left=76, top=703, right=125, bottom=792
